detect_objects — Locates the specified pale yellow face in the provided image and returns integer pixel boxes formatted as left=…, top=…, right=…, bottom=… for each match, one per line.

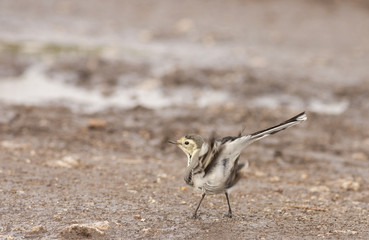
left=176, top=137, right=198, bottom=156
left=169, top=134, right=203, bottom=158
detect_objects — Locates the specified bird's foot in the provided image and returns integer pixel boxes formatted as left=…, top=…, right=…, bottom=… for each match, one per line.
left=224, top=212, right=232, bottom=218
left=191, top=213, right=199, bottom=219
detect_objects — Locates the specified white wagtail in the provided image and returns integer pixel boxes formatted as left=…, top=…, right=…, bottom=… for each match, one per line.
left=169, top=112, right=307, bottom=218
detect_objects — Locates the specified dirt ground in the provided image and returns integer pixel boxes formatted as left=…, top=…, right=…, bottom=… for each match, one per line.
left=1, top=0, right=369, bottom=239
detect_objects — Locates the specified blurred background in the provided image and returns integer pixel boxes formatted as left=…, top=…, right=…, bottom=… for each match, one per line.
left=1, top=0, right=368, bottom=113
left=1, top=0, right=369, bottom=239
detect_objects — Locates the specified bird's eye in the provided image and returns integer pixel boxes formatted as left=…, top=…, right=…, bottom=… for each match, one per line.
left=184, top=141, right=189, bottom=145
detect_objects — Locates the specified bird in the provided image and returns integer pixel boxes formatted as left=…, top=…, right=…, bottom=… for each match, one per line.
left=168, top=111, right=307, bottom=218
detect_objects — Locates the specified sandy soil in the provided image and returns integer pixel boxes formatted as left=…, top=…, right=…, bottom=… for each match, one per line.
left=1, top=0, right=369, bottom=239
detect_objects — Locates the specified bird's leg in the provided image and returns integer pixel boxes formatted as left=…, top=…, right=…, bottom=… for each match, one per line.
left=224, top=192, right=232, bottom=218
left=192, top=193, right=206, bottom=219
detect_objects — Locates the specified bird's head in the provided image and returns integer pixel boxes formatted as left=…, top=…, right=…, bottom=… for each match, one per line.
left=168, top=134, right=204, bottom=160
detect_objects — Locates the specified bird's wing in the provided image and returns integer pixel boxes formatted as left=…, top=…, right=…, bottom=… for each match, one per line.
left=199, top=142, right=209, bottom=157
left=199, top=138, right=223, bottom=174
left=183, top=148, right=201, bottom=185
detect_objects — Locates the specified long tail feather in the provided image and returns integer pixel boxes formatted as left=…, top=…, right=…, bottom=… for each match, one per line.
left=249, top=112, right=307, bottom=142
left=212, top=112, right=307, bottom=163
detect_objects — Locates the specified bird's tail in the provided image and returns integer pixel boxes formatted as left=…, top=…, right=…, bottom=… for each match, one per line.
left=249, top=111, right=307, bottom=142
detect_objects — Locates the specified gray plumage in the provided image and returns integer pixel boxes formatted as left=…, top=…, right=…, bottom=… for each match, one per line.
left=169, top=111, right=307, bottom=218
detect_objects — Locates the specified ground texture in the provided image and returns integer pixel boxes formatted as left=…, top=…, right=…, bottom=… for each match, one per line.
left=0, top=0, right=369, bottom=239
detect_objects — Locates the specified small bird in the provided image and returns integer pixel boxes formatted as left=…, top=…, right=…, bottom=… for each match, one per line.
left=169, top=112, right=307, bottom=218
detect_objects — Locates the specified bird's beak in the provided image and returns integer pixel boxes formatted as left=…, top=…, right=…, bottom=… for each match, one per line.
left=168, top=140, right=180, bottom=145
